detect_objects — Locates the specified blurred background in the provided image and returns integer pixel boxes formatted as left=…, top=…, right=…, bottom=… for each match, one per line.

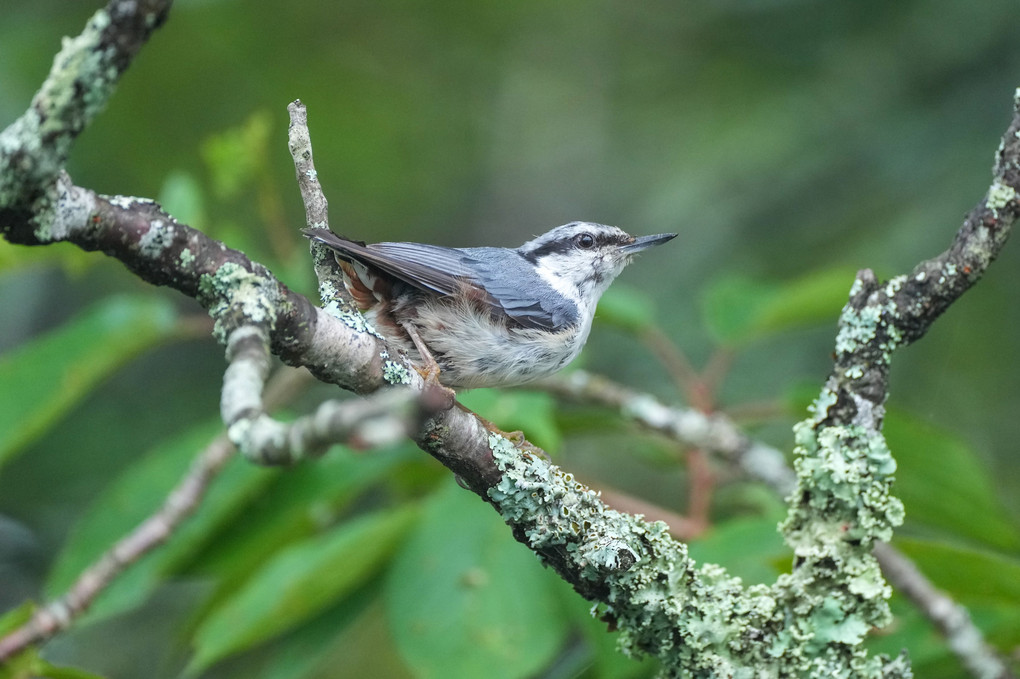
left=1, top=0, right=1019, bottom=677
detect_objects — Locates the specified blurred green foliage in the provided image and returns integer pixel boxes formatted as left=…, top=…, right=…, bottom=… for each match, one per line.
left=2, top=0, right=1019, bottom=677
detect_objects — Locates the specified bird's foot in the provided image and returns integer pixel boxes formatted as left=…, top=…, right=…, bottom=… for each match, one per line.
left=401, top=321, right=456, bottom=407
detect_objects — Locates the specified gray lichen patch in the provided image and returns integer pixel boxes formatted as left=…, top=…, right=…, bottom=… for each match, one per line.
left=322, top=299, right=382, bottom=339
left=198, top=261, right=279, bottom=343
left=138, top=218, right=174, bottom=257
left=986, top=180, right=1016, bottom=216
left=179, top=247, right=196, bottom=268
left=382, top=359, right=412, bottom=385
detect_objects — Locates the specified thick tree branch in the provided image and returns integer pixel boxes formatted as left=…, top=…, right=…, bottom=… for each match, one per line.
left=221, top=324, right=446, bottom=464
left=541, top=371, right=1015, bottom=679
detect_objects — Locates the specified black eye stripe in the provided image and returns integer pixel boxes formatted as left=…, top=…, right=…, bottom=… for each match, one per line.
left=521, top=230, right=630, bottom=262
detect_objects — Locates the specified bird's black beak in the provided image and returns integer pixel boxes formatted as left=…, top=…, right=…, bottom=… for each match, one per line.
left=621, top=232, right=677, bottom=253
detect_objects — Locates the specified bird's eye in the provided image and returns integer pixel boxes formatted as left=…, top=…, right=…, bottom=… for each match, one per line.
left=575, top=233, right=596, bottom=249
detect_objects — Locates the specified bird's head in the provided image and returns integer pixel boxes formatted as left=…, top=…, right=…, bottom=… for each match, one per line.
left=518, top=222, right=676, bottom=307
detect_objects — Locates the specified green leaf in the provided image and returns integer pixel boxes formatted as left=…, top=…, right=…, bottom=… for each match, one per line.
left=0, top=238, right=95, bottom=274
left=701, top=268, right=856, bottom=345
left=886, top=410, right=1020, bottom=552
left=687, top=514, right=790, bottom=586
left=189, top=505, right=419, bottom=673
left=159, top=170, right=207, bottom=230
left=893, top=537, right=1020, bottom=607
left=595, top=284, right=657, bottom=333
left=256, top=595, right=414, bottom=679
left=201, top=110, right=272, bottom=200
left=457, top=389, right=561, bottom=452
left=557, top=581, right=652, bottom=679
left=186, top=443, right=415, bottom=586
left=386, top=480, right=570, bottom=679
left=0, top=601, right=33, bottom=636
left=253, top=588, right=378, bottom=679
left=45, top=422, right=270, bottom=624
left=28, top=662, right=108, bottom=679
left=0, top=296, right=179, bottom=468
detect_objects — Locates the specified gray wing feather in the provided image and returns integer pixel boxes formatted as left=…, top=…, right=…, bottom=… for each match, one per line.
left=303, top=228, right=577, bottom=330
left=304, top=228, right=475, bottom=296
left=366, top=241, right=480, bottom=295
left=465, top=248, right=579, bottom=330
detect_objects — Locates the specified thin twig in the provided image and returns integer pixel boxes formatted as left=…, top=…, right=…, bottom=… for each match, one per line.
left=0, top=367, right=312, bottom=662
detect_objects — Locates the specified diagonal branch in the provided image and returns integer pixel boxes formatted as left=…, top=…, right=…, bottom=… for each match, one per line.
left=0, top=0, right=172, bottom=232
left=541, top=371, right=1015, bottom=679
left=0, top=367, right=312, bottom=662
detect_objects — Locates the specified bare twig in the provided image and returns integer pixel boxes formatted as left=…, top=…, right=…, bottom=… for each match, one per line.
left=287, top=100, right=359, bottom=313
left=287, top=100, right=329, bottom=230
left=0, top=367, right=311, bottom=661
left=640, top=326, right=700, bottom=398
left=540, top=369, right=798, bottom=493
left=874, top=542, right=1014, bottom=679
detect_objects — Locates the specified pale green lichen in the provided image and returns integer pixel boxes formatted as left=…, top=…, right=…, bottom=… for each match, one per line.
left=484, top=432, right=912, bottom=677
left=382, top=359, right=412, bottom=385
left=768, top=378, right=907, bottom=676
left=843, top=366, right=864, bottom=379
left=1, top=8, right=124, bottom=214
left=834, top=300, right=903, bottom=359
left=482, top=387, right=911, bottom=678
left=198, top=262, right=278, bottom=343
left=316, top=277, right=383, bottom=338
left=322, top=299, right=382, bottom=339
left=179, top=248, right=196, bottom=267
left=106, top=194, right=156, bottom=210
left=883, top=275, right=906, bottom=297
left=834, top=305, right=881, bottom=355
left=986, top=180, right=1016, bottom=216
left=317, top=278, right=343, bottom=304
left=37, top=10, right=115, bottom=136
left=4, top=11, right=114, bottom=192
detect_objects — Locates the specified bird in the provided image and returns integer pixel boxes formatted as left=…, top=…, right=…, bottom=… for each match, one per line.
left=303, top=222, right=676, bottom=389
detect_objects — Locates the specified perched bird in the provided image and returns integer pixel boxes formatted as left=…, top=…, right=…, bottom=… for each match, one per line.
left=304, top=222, right=675, bottom=389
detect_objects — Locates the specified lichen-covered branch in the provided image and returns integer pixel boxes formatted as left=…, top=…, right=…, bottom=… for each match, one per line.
left=542, top=372, right=1014, bottom=679
left=456, top=94, right=1018, bottom=675
left=221, top=324, right=446, bottom=464
left=287, top=100, right=354, bottom=312
left=0, top=0, right=171, bottom=232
